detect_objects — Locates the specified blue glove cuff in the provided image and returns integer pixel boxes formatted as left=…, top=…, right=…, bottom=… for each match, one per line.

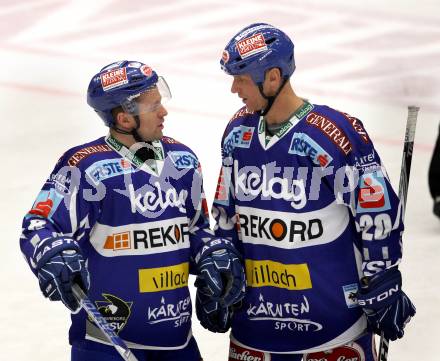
left=194, top=238, right=240, bottom=265
left=358, top=267, right=402, bottom=309
left=33, top=236, right=81, bottom=269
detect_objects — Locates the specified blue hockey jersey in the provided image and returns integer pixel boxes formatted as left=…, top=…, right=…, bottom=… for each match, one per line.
left=212, top=102, right=404, bottom=353
left=20, top=134, right=213, bottom=349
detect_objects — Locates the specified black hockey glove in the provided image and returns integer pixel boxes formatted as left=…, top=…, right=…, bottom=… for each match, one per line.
left=32, top=237, right=90, bottom=312
left=195, top=239, right=246, bottom=307
left=195, top=287, right=232, bottom=333
left=357, top=267, right=415, bottom=341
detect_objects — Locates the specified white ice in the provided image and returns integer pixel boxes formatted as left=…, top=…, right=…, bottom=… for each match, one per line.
left=1, top=0, right=439, bottom=360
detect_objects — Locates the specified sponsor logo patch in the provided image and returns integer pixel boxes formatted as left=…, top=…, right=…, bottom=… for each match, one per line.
left=237, top=33, right=267, bottom=59
left=341, top=112, right=370, bottom=144
left=67, top=144, right=112, bottom=166
left=306, top=112, right=352, bottom=155
left=247, top=293, right=323, bottom=332
left=356, top=170, right=391, bottom=213
left=223, top=126, right=255, bottom=155
left=147, top=296, right=191, bottom=327
left=91, top=218, right=190, bottom=256
left=289, top=132, right=333, bottom=167
left=237, top=204, right=349, bottom=250
left=169, top=151, right=199, bottom=169
left=28, top=189, right=63, bottom=219
left=214, top=166, right=230, bottom=205
left=229, top=341, right=269, bottom=361
left=100, top=67, right=128, bottom=91
left=305, top=342, right=365, bottom=361
left=229, top=107, right=255, bottom=123
left=85, top=158, right=135, bottom=184
left=245, top=259, right=312, bottom=290
left=139, top=262, right=189, bottom=292
left=342, top=283, right=359, bottom=308
left=93, top=294, right=133, bottom=334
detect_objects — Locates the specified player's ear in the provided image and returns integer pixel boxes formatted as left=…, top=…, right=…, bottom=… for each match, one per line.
left=264, top=68, right=282, bottom=95
left=113, top=108, right=133, bottom=130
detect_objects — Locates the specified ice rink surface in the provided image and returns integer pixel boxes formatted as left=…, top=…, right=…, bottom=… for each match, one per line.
left=1, top=0, right=439, bottom=359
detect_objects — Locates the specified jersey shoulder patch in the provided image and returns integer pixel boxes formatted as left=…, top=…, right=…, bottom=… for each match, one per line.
left=229, top=106, right=256, bottom=125
left=304, top=106, right=353, bottom=155
left=63, top=137, right=112, bottom=167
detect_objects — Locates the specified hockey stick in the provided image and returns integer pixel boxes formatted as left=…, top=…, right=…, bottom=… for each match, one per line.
left=377, top=105, right=419, bottom=361
left=72, top=284, right=139, bottom=361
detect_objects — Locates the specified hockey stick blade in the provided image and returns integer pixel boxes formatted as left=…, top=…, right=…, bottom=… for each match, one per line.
left=378, top=105, right=419, bottom=361
left=72, top=284, right=139, bottom=361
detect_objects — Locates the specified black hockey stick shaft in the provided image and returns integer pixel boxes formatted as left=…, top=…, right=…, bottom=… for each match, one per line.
left=72, top=284, right=139, bottom=361
left=378, top=105, right=419, bottom=361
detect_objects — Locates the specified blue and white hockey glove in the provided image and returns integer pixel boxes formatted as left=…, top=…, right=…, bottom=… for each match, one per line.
left=32, top=237, right=90, bottom=312
left=195, top=288, right=232, bottom=333
left=195, top=239, right=246, bottom=307
left=357, top=267, right=416, bottom=341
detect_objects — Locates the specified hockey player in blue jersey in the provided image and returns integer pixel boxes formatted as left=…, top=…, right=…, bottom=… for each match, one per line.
left=195, top=24, right=416, bottom=361
left=20, top=60, right=245, bottom=361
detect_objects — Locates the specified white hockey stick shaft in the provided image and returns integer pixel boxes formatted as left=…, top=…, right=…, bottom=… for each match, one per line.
left=378, top=105, right=419, bottom=361
left=72, top=284, right=139, bottom=361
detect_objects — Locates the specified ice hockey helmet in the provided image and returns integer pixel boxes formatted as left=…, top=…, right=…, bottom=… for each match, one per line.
left=220, top=23, right=295, bottom=84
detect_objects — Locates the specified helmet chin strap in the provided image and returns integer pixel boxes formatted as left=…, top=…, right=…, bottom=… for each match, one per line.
left=257, top=77, right=288, bottom=116
left=112, top=115, right=144, bottom=142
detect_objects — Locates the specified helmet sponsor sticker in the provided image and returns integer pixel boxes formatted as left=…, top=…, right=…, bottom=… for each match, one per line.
left=234, top=24, right=275, bottom=41
left=127, top=62, right=142, bottom=68
left=237, top=33, right=267, bottom=59
left=100, top=67, right=128, bottom=91
left=139, top=262, right=189, bottom=292
left=222, top=49, right=230, bottom=63
left=140, top=64, right=153, bottom=77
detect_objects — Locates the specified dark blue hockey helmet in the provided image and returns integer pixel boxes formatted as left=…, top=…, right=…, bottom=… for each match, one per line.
left=220, top=23, right=295, bottom=84
left=87, top=60, right=171, bottom=127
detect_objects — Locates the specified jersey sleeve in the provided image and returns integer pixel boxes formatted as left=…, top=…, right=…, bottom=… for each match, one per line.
left=211, top=124, right=242, bottom=252
left=331, top=116, right=404, bottom=277
left=186, top=163, right=217, bottom=258
left=20, top=152, right=99, bottom=275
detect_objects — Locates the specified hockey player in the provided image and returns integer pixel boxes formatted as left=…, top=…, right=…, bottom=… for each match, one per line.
left=20, top=60, right=245, bottom=361
left=429, top=123, right=440, bottom=218
left=195, top=24, right=416, bottom=361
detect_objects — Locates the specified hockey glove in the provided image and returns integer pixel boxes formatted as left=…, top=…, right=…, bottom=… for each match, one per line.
left=32, top=237, right=90, bottom=312
left=195, top=239, right=246, bottom=307
left=195, top=288, right=232, bottom=333
left=357, top=267, right=416, bottom=341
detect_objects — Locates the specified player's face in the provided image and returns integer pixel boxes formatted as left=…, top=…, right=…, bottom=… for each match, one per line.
left=135, top=88, right=168, bottom=141
left=231, top=74, right=267, bottom=112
